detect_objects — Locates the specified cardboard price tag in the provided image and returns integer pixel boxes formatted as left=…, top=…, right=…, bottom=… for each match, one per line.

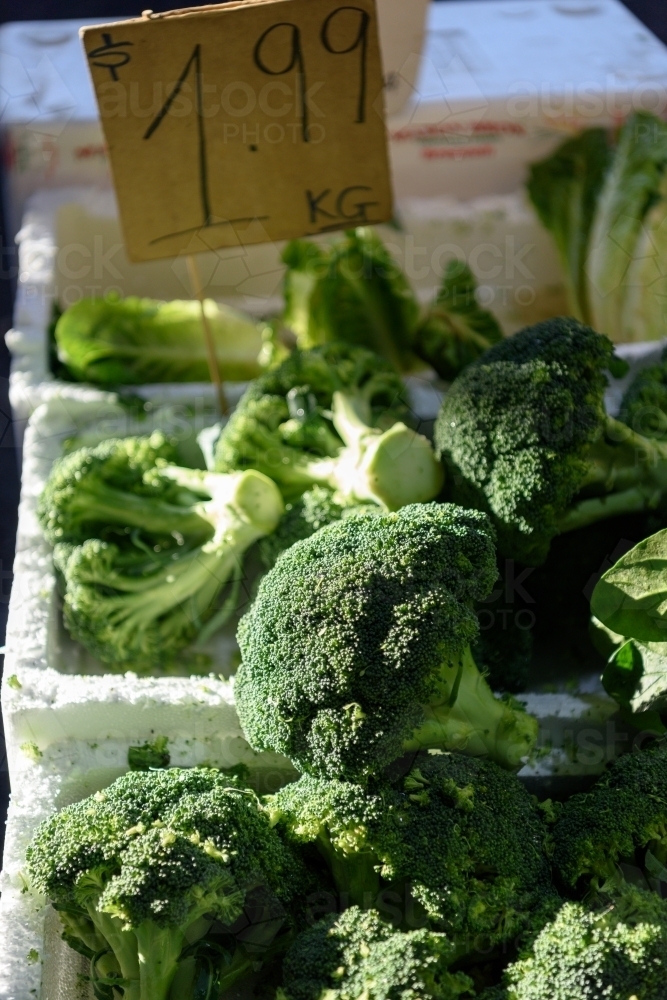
left=81, top=0, right=393, bottom=263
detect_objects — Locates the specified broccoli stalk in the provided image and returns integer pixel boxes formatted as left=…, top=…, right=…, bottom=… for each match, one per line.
left=301, top=389, right=444, bottom=511
left=58, top=469, right=284, bottom=670
left=403, top=645, right=537, bottom=770
left=555, top=416, right=667, bottom=534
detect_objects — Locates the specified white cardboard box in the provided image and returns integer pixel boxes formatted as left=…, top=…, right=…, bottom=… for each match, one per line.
left=388, top=0, right=667, bottom=199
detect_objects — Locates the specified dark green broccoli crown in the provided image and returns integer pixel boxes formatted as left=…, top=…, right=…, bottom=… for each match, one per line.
left=214, top=343, right=408, bottom=494
left=505, top=887, right=667, bottom=999
left=258, top=486, right=380, bottom=570
left=38, top=432, right=181, bottom=545
left=26, top=768, right=305, bottom=915
left=282, top=906, right=472, bottom=1000
left=551, top=742, right=667, bottom=890
left=269, top=753, right=553, bottom=950
left=619, top=348, right=667, bottom=439
left=435, top=318, right=615, bottom=564
left=236, top=503, right=498, bottom=780
left=383, top=754, right=553, bottom=945
left=26, top=768, right=226, bottom=905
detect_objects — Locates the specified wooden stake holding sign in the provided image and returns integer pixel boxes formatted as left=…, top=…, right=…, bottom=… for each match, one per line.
left=82, top=0, right=392, bottom=410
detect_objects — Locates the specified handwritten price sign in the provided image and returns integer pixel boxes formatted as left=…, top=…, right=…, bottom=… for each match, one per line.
left=81, top=0, right=393, bottom=263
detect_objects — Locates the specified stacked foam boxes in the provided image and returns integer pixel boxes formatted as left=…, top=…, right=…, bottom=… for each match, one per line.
left=4, top=3, right=667, bottom=996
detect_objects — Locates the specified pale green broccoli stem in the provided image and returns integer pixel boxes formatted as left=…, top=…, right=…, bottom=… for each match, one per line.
left=304, top=391, right=444, bottom=510
left=83, top=905, right=142, bottom=1000
left=66, top=482, right=212, bottom=539
left=84, top=471, right=283, bottom=641
left=403, top=645, right=538, bottom=771
left=558, top=416, right=667, bottom=534
left=134, top=923, right=188, bottom=1000
left=315, top=830, right=380, bottom=910
left=160, top=468, right=285, bottom=538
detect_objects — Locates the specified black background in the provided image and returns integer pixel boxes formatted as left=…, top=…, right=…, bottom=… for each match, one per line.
left=0, top=0, right=663, bottom=856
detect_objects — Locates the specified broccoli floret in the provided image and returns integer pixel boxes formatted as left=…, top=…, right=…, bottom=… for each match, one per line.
left=551, top=742, right=667, bottom=895
left=214, top=343, right=443, bottom=510
left=53, top=467, right=284, bottom=670
left=619, top=348, right=667, bottom=439
left=258, top=486, right=380, bottom=570
left=280, top=906, right=474, bottom=1000
left=236, top=503, right=538, bottom=779
left=268, top=753, right=554, bottom=953
left=25, top=768, right=308, bottom=1000
left=38, top=432, right=212, bottom=547
left=433, top=318, right=667, bottom=566
left=503, top=887, right=667, bottom=999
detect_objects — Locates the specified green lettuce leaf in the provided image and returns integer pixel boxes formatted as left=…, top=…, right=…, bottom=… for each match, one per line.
left=527, top=127, right=612, bottom=324
left=55, top=293, right=263, bottom=385
left=281, top=228, right=420, bottom=372
left=413, top=260, right=503, bottom=381
left=602, top=638, right=667, bottom=717
left=587, top=111, right=667, bottom=340
left=591, top=527, right=667, bottom=643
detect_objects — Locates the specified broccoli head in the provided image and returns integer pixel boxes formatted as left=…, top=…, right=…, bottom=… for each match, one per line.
left=40, top=433, right=286, bottom=670
left=236, top=503, right=538, bottom=779
left=503, top=887, right=667, bottom=1000
left=258, top=486, right=380, bottom=570
left=25, top=767, right=308, bottom=1000
left=214, top=342, right=443, bottom=510
left=433, top=318, right=667, bottom=566
left=551, top=742, right=667, bottom=895
left=268, top=753, right=554, bottom=954
left=280, top=906, right=474, bottom=1000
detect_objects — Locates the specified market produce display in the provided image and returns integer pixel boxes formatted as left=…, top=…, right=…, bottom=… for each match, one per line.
left=20, top=211, right=667, bottom=1000
left=280, top=228, right=503, bottom=380
left=54, top=294, right=265, bottom=385
left=528, top=110, right=667, bottom=342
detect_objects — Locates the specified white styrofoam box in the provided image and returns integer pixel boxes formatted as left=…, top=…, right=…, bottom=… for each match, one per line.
left=6, top=373, right=632, bottom=785
left=7, top=184, right=571, bottom=449
left=4, top=384, right=247, bottom=746
left=388, top=0, right=667, bottom=200
left=0, top=731, right=296, bottom=1000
